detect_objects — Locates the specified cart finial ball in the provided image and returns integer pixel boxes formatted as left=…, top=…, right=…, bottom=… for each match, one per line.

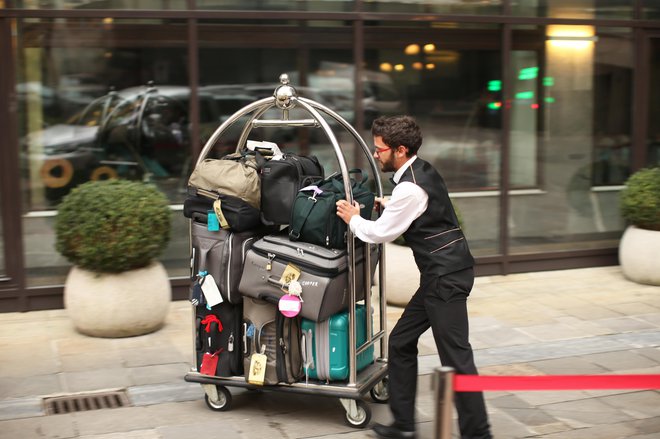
left=274, top=83, right=297, bottom=109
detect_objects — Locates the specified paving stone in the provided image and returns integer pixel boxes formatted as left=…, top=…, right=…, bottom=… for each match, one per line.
left=0, top=396, right=44, bottom=420
left=540, top=397, right=636, bottom=426
left=535, top=421, right=638, bottom=438
left=128, top=363, right=190, bottom=387
left=600, top=391, right=660, bottom=418
left=0, top=374, right=62, bottom=399
left=59, top=351, right=124, bottom=373
left=73, top=406, right=160, bottom=436
left=527, top=356, right=609, bottom=375
left=78, top=430, right=161, bottom=439
left=0, top=413, right=77, bottom=439
left=120, top=345, right=189, bottom=368
left=60, top=368, right=131, bottom=393
left=593, top=317, right=657, bottom=333
left=581, top=350, right=660, bottom=371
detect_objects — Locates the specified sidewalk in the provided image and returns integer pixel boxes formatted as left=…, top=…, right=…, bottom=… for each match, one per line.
left=1, top=243, right=660, bottom=438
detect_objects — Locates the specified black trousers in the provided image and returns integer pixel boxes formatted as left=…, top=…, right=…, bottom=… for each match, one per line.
left=388, top=267, right=492, bottom=439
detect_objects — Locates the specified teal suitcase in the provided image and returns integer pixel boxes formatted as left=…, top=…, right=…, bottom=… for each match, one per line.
left=301, top=305, right=375, bottom=381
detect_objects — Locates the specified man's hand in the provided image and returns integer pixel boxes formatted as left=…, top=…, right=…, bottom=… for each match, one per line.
left=336, top=199, right=360, bottom=224
left=374, top=196, right=388, bottom=210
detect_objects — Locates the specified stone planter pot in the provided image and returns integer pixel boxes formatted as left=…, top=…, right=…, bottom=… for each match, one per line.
left=64, top=261, right=171, bottom=337
left=619, top=225, right=660, bottom=286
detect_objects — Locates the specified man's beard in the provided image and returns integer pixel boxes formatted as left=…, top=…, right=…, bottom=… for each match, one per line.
left=380, top=154, right=396, bottom=173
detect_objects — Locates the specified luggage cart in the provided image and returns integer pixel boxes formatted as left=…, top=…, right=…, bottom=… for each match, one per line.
left=184, top=73, right=389, bottom=428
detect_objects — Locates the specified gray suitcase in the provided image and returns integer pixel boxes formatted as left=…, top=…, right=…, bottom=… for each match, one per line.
left=191, top=216, right=262, bottom=304
left=238, top=234, right=378, bottom=322
left=242, top=296, right=303, bottom=385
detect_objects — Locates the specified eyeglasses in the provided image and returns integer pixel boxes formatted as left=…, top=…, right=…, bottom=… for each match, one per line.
left=373, top=146, right=391, bottom=155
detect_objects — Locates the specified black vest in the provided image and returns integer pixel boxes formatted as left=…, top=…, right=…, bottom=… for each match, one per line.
left=398, top=158, right=474, bottom=279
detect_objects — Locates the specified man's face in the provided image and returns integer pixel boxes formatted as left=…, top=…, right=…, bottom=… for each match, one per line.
left=373, top=136, right=397, bottom=173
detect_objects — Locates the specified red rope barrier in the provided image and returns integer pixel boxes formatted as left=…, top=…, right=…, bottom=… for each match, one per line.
left=454, top=374, right=660, bottom=392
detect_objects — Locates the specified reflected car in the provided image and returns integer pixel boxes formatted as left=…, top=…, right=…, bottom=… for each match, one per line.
left=28, top=84, right=212, bottom=204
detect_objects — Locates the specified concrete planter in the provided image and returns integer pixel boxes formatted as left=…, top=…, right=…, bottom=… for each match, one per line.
left=619, top=225, right=660, bottom=286
left=64, top=261, right=171, bottom=337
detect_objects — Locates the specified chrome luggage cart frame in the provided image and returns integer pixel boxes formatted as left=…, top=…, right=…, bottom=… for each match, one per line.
left=184, top=74, right=389, bottom=428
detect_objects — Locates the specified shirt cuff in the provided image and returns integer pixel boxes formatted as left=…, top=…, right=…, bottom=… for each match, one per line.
left=348, top=214, right=364, bottom=232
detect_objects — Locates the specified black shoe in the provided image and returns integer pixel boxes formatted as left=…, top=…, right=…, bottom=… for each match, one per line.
left=373, top=423, right=416, bottom=439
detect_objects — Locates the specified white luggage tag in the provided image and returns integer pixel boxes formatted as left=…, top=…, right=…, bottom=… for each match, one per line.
left=248, top=344, right=268, bottom=385
left=302, top=328, right=315, bottom=386
left=200, top=274, right=223, bottom=307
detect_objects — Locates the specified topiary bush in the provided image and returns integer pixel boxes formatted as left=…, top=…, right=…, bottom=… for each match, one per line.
left=620, top=167, right=660, bottom=231
left=55, top=180, right=171, bottom=273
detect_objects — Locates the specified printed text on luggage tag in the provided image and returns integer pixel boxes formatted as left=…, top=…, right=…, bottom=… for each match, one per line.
left=200, top=274, right=223, bottom=307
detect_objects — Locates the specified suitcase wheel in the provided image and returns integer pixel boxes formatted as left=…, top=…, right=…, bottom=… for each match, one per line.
left=341, top=398, right=371, bottom=428
left=204, top=385, right=232, bottom=411
left=369, top=376, right=389, bottom=404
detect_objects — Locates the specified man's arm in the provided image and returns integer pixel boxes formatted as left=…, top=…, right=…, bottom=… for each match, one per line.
left=335, top=182, right=427, bottom=244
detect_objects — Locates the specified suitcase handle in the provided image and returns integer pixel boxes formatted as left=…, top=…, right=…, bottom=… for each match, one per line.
left=257, top=291, right=281, bottom=306
left=266, top=276, right=284, bottom=289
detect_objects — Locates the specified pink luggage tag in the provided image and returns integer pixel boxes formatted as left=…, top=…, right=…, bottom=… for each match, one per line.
left=279, top=280, right=303, bottom=318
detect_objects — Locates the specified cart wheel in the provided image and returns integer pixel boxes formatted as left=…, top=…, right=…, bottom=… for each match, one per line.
left=204, top=386, right=232, bottom=411
left=344, top=399, right=371, bottom=428
left=370, top=376, right=390, bottom=404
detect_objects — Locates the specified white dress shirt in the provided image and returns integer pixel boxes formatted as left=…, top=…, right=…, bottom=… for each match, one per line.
left=348, top=156, right=428, bottom=244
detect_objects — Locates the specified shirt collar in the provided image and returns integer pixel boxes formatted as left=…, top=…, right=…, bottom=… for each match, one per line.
left=392, top=155, right=418, bottom=184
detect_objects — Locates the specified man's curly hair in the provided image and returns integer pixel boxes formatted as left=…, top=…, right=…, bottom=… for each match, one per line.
left=371, top=115, right=422, bottom=156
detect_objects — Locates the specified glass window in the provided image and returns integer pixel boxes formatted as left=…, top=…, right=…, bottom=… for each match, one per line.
left=196, top=19, right=360, bottom=176
left=511, top=0, right=634, bottom=19
left=195, top=1, right=354, bottom=11
left=16, top=17, right=190, bottom=286
left=643, top=0, right=660, bottom=19
left=363, top=22, right=502, bottom=256
left=648, top=37, right=660, bottom=167
left=363, top=0, right=502, bottom=14
left=10, top=0, right=187, bottom=9
left=508, top=26, right=633, bottom=255
left=0, top=200, right=5, bottom=279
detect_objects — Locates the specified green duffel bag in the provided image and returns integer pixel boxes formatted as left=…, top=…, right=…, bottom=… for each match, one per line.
left=289, top=169, right=375, bottom=249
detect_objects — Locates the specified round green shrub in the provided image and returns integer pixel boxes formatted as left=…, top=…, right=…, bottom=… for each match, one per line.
left=55, top=180, right=171, bottom=273
left=620, top=167, right=660, bottom=231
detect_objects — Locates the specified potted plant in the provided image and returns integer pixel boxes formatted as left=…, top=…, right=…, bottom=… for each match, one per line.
left=619, top=167, right=660, bottom=286
left=55, top=179, right=172, bottom=337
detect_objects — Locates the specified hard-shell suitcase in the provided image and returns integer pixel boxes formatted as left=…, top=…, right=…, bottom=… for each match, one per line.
left=301, top=305, right=374, bottom=381
left=260, top=153, right=324, bottom=225
left=242, top=296, right=304, bottom=385
left=238, top=234, right=378, bottom=322
left=193, top=286, right=244, bottom=377
left=190, top=217, right=262, bottom=304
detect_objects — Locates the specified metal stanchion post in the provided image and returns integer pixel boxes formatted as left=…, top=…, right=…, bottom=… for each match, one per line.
left=433, top=366, right=455, bottom=439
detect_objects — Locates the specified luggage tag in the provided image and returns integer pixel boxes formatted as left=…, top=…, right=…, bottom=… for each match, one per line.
left=212, top=199, right=231, bottom=230
left=279, top=279, right=303, bottom=318
left=200, top=350, right=222, bottom=376
left=248, top=344, right=268, bottom=385
left=200, top=273, right=223, bottom=307
left=207, top=210, right=220, bottom=231
left=279, top=263, right=301, bottom=286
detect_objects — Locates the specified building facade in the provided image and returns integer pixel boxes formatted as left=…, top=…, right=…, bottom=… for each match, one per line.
left=1, top=0, right=659, bottom=312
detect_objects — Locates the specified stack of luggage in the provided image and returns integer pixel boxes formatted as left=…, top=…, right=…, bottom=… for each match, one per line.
left=185, top=143, right=377, bottom=385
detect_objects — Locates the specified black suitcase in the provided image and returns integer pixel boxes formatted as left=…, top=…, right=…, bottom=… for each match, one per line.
left=193, top=285, right=244, bottom=377
left=260, top=153, right=324, bottom=225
